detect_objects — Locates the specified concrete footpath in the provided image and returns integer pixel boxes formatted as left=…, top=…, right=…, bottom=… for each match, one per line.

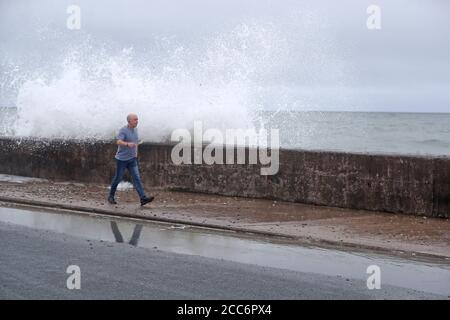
left=0, top=176, right=449, bottom=260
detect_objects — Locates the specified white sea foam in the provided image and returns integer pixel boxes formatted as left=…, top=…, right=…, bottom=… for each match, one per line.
left=10, top=23, right=293, bottom=141
left=0, top=2, right=355, bottom=142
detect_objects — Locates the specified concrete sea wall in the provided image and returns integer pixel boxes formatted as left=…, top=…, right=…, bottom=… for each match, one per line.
left=1, top=137, right=448, bottom=218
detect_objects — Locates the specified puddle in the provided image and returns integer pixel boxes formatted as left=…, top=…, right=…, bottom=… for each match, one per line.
left=0, top=204, right=449, bottom=296
left=0, top=174, right=48, bottom=183
left=107, top=181, right=134, bottom=191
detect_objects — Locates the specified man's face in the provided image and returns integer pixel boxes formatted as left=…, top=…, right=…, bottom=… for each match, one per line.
left=128, top=116, right=138, bottom=128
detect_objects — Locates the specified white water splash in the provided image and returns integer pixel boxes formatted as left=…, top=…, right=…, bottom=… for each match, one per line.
left=11, top=23, right=291, bottom=141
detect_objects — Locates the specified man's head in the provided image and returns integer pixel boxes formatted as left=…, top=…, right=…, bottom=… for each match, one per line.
left=127, top=113, right=138, bottom=128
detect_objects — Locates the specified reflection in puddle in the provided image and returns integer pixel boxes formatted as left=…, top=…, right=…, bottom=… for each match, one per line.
left=110, top=221, right=143, bottom=246
left=0, top=204, right=449, bottom=296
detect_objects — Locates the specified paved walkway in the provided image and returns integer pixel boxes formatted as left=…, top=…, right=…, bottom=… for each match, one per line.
left=0, top=177, right=449, bottom=260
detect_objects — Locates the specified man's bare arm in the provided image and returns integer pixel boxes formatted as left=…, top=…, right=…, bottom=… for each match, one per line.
left=117, top=140, right=137, bottom=148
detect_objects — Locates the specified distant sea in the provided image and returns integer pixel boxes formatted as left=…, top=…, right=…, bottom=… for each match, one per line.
left=256, top=110, right=450, bottom=156
left=1, top=107, right=449, bottom=156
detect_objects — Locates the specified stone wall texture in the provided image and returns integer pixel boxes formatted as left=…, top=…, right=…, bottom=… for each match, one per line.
left=1, top=137, right=448, bottom=218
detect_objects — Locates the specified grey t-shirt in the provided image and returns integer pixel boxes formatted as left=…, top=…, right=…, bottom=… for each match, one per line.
left=115, top=126, right=138, bottom=161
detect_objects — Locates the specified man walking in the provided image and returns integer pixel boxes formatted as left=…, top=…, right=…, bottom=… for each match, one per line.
left=108, top=113, right=154, bottom=206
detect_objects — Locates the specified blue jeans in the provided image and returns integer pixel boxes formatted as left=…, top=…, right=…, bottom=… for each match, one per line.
left=109, top=158, right=146, bottom=200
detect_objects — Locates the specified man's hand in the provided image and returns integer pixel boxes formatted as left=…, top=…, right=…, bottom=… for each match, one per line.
left=116, top=140, right=137, bottom=148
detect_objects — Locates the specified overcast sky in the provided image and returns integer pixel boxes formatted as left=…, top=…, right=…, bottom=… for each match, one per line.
left=1, top=0, right=449, bottom=112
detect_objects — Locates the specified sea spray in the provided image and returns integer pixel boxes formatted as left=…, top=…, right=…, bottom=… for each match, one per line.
left=11, top=22, right=290, bottom=141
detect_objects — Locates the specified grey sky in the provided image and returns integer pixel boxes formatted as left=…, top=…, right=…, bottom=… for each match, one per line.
left=1, top=0, right=449, bottom=112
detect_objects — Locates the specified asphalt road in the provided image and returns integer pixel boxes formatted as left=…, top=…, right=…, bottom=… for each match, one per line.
left=0, top=221, right=445, bottom=300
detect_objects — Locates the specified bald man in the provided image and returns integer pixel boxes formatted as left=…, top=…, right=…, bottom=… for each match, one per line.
left=108, top=113, right=154, bottom=206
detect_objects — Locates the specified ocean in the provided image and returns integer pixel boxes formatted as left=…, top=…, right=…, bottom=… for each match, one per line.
left=257, top=110, right=450, bottom=156
left=1, top=2, right=449, bottom=157
left=1, top=107, right=449, bottom=156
